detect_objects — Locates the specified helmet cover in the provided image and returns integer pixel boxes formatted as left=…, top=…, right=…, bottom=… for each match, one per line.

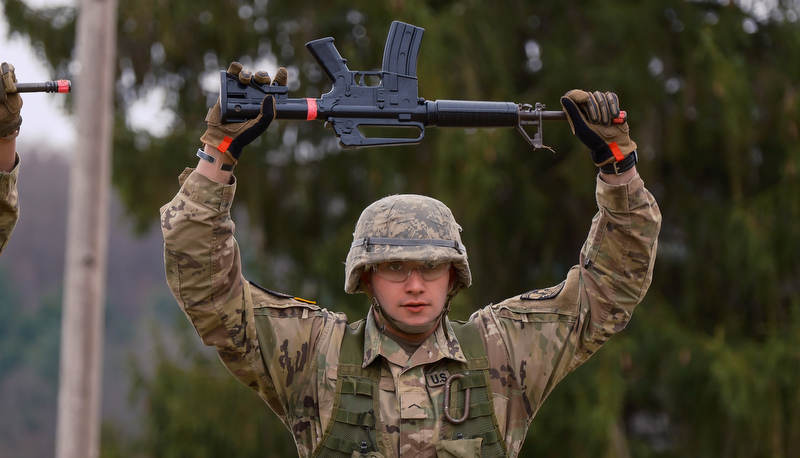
left=344, top=194, right=471, bottom=296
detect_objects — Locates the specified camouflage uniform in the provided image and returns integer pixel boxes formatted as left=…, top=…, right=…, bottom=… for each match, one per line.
left=161, top=167, right=661, bottom=457
left=0, top=153, right=20, bottom=255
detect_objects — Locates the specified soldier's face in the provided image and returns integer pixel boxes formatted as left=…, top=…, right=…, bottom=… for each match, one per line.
left=361, top=266, right=455, bottom=341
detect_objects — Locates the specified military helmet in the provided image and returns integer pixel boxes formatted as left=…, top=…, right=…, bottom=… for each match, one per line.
left=345, top=194, right=472, bottom=296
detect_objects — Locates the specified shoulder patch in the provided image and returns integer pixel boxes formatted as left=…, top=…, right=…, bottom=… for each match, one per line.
left=249, top=281, right=317, bottom=304
left=521, top=280, right=565, bottom=301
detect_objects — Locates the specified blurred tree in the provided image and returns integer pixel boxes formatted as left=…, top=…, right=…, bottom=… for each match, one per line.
left=2, top=0, right=799, bottom=456
left=0, top=269, right=61, bottom=379
left=119, top=317, right=297, bottom=457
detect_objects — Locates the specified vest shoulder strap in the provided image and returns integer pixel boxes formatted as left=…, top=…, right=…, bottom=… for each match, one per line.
left=339, top=319, right=379, bottom=379
left=445, top=320, right=508, bottom=458
left=313, top=320, right=384, bottom=458
left=449, top=320, right=489, bottom=370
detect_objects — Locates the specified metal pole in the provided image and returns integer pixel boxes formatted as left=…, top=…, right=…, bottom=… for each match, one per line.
left=55, top=0, right=117, bottom=456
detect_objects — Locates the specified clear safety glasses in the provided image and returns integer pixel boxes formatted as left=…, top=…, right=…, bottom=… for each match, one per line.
left=371, top=261, right=452, bottom=283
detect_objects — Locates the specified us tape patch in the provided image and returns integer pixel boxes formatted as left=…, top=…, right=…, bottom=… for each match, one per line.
left=426, top=369, right=451, bottom=387
left=521, top=280, right=565, bottom=300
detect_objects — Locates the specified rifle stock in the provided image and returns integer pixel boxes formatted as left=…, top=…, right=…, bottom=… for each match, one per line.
left=219, top=21, right=585, bottom=149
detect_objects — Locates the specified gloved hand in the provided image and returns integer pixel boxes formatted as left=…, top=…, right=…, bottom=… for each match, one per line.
left=200, top=61, right=287, bottom=163
left=560, top=90, right=637, bottom=170
left=0, top=62, right=23, bottom=139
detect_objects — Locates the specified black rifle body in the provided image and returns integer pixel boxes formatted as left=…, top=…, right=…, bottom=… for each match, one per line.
left=220, top=21, right=566, bottom=148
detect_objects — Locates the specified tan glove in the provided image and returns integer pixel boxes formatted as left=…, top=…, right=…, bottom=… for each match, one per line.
left=200, top=62, right=287, bottom=162
left=0, top=62, right=23, bottom=139
left=560, top=90, right=637, bottom=169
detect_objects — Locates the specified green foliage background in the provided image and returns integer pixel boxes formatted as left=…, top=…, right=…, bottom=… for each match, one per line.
left=3, top=0, right=800, bottom=456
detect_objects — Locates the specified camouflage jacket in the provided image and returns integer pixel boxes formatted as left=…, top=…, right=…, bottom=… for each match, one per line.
left=0, top=153, right=20, bottom=255
left=161, top=168, right=661, bottom=458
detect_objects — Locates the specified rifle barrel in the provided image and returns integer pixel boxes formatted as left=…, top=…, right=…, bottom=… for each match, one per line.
left=521, top=108, right=627, bottom=124
left=13, top=80, right=72, bottom=94
left=428, top=100, right=569, bottom=128
left=525, top=110, right=567, bottom=121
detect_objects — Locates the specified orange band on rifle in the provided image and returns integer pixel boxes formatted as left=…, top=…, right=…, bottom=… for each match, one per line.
left=306, top=98, right=318, bottom=121
left=56, top=80, right=71, bottom=93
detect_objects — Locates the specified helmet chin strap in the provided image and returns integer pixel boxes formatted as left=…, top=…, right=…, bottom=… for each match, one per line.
left=361, top=277, right=456, bottom=338
left=372, top=296, right=439, bottom=335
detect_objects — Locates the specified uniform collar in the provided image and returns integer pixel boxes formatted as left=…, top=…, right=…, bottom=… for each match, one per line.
left=362, top=306, right=468, bottom=368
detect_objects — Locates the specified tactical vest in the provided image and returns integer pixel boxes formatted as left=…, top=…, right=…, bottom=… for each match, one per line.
left=313, top=320, right=508, bottom=458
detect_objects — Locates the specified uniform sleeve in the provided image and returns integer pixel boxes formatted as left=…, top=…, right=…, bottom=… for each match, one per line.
left=482, top=173, right=661, bottom=420
left=159, top=168, right=332, bottom=426
left=579, top=173, right=661, bottom=347
left=0, top=154, right=21, bottom=255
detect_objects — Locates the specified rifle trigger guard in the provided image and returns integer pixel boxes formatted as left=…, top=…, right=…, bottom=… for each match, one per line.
left=443, top=373, right=470, bottom=424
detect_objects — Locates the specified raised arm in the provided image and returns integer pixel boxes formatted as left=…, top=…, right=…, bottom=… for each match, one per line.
left=561, top=89, right=661, bottom=334
left=160, top=63, right=332, bottom=424
left=160, top=62, right=280, bottom=368
left=0, top=134, right=16, bottom=173
left=0, top=62, right=23, bottom=254
left=481, top=90, right=661, bottom=426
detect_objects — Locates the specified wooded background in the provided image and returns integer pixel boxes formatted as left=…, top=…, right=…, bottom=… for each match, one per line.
left=1, top=0, right=799, bottom=456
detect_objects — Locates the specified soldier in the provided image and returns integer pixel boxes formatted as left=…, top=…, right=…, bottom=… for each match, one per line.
left=161, top=63, right=661, bottom=457
left=0, top=62, right=23, bottom=255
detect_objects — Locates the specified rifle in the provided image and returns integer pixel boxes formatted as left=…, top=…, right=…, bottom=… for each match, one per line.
left=0, top=80, right=71, bottom=103
left=13, top=80, right=72, bottom=94
left=219, top=21, right=623, bottom=149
